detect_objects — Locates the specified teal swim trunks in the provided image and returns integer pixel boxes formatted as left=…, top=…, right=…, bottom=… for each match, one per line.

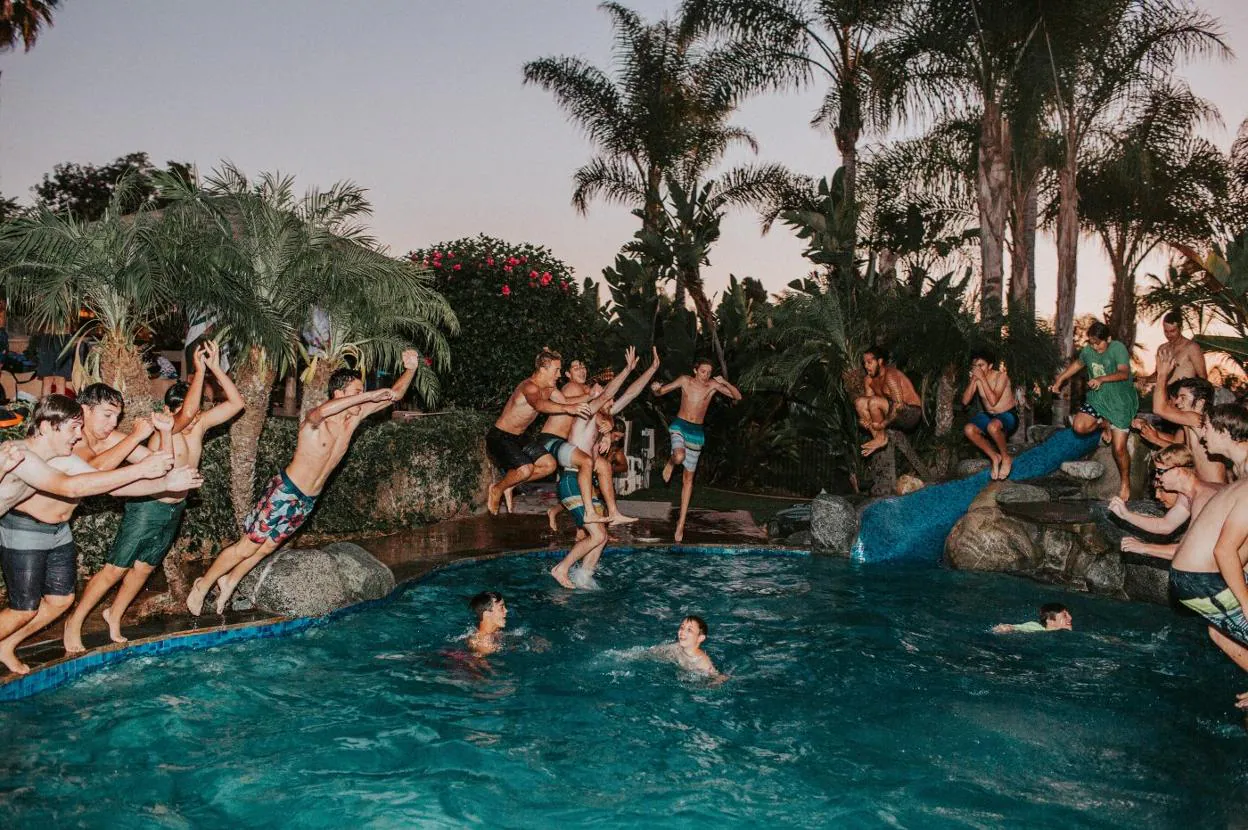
left=557, top=468, right=604, bottom=528
left=669, top=417, right=705, bottom=472
left=108, top=499, right=187, bottom=568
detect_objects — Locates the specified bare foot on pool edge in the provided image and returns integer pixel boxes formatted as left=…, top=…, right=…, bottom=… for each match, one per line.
left=546, top=505, right=560, bottom=532
left=550, top=565, right=575, bottom=589
left=608, top=512, right=639, bottom=525
left=214, top=576, right=237, bottom=615
left=999, top=455, right=1013, bottom=480
left=860, top=436, right=888, bottom=457
left=582, top=510, right=609, bottom=524
left=186, top=577, right=208, bottom=616
left=503, top=487, right=514, bottom=514
left=62, top=620, right=86, bottom=655
left=989, top=455, right=1001, bottom=480
left=662, top=461, right=673, bottom=484
left=102, top=607, right=128, bottom=644
left=0, top=642, right=30, bottom=675
left=486, top=483, right=502, bottom=515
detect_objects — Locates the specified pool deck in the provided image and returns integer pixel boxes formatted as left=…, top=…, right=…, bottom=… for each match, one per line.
left=1, top=506, right=770, bottom=697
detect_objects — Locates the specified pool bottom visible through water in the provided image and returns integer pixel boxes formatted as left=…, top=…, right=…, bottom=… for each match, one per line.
left=2, top=549, right=1248, bottom=828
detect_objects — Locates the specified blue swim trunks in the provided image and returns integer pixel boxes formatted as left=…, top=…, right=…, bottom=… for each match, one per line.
left=669, top=417, right=705, bottom=472
left=1170, top=569, right=1248, bottom=646
left=969, top=409, right=1019, bottom=436
left=556, top=468, right=604, bottom=528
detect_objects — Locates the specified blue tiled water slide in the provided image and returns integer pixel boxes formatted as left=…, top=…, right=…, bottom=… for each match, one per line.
left=853, top=428, right=1101, bottom=564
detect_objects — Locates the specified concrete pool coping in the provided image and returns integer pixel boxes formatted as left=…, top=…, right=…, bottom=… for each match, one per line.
left=0, top=510, right=788, bottom=702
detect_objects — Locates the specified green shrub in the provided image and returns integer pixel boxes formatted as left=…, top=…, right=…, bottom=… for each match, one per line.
left=406, top=235, right=603, bottom=409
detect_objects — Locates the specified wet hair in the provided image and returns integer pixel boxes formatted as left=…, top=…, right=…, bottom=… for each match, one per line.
left=864, top=345, right=889, bottom=364
left=535, top=348, right=562, bottom=370
left=1086, top=321, right=1111, bottom=342
left=1168, top=377, right=1214, bottom=412
left=164, top=381, right=190, bottom=411
left=1162, top=309, right=1184, bottom=328
left=693, top=357, right=714, bottom=371
left=1207, top=403, right=1248, bottom=443
left=27, top=394, right=84, bottom=437
left=327, top=367, right=361, bottom=397
left=470, top=591, right=504, bottom=623
left=684, top=615, right=708, bottom=637
left=969, top=348, right=998, bottom=368
left=1153, top=443, right=1194, bottom=469
left=77, top=383, right=124, bottom=410
left=1039, top=603, right=1069, bottom=625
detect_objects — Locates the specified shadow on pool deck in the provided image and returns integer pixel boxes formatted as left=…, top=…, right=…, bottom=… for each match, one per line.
left=2, top=506, right=768, bottom=688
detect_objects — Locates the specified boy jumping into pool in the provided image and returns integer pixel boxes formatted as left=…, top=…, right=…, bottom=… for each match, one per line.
left=651, top=615, right=725, bottom=680
left=186, top=350, right=422, bottom=616
left=993, top=603, right=1073, bottom=634
left=650, top=358, right=742, bottom=543
left=467, top=590, right=507, bottom=656
left=960, top=348, right=1018, bottom=480
left=64, top=341, right=244, bottom=652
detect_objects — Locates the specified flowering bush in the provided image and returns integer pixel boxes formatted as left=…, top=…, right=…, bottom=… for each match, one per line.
left=406, top=235, right=603, bottom=410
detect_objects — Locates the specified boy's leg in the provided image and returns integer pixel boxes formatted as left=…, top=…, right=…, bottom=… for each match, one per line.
left=62, top=564, right=128, bottom=654
left=594, top=455, right=636, bottom=524
left=1208, top=626, right=1248, bottom=673
left=578, top=527, right=610, bottom=578
left=962, top=421, right=1001, bottom=478
left=551, top=531, right=598, bottom=589
left=1111, top=428, right=1131, bottom=501
left=186, top=537, right=261, bottom=615
left=1071, top=411, right=1099, bottom=435
left=106, top=562, right=157, bottom=643
left=571, top=449, right=607, bottom=524
left=860, top=397, right=890, bottom=454
left=546, top=503, right=561, bottom=532
left=675, top=468, right=695, bottom=543
left=0, top=593, right=73, bottom=674
left=214, top=539, right=280, bottom=614
left=488, top=464, right=533, bottom=514
left=987, top=419, right=1012, bottom=479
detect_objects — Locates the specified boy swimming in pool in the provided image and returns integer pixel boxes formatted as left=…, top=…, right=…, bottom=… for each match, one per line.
left=651, top=615, right=725, bottom=679
left=992, top=603, right=1073, bottom=634
left=468, top=591, right=507, bottom=656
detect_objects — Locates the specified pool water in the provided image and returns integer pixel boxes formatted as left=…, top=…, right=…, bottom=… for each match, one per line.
left=3, top=550, right=1247, bottom=828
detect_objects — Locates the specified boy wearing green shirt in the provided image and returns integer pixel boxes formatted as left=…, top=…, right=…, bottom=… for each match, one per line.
left=1051, top=320, right=1139, bottom=501
left=994, top=603, right=1073, bottom=634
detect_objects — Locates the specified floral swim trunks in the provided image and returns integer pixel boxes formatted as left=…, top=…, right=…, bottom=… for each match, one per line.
left=244, top=471, right=317, bottom=546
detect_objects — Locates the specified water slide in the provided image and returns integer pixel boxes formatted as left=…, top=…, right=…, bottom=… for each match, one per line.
left=852, top=428, right=1101, bottom=564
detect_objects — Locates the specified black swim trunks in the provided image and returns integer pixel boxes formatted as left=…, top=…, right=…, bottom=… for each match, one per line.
left=486, top=426, right=551, bottom=473
left=892, top=404, right=922, bottom=431
left=0, top=512, right=77, bottom=611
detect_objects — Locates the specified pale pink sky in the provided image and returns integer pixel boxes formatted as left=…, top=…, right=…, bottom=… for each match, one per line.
left=1, top=0, right=1244, bottom=368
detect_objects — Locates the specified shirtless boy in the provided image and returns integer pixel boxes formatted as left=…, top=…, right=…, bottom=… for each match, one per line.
left=651, top=358, right=742, bottom=543
left=467, top=591, right=507, bottom=657
left=484, top=349, right=596, bottom=515
left=1168, top=404, right=1248, bottom=707
left=960, top=348, right=1018, bottom=480
left=549, top=348, right=660, bottom=588
left=1155, top=309, right=1207, bottom=382
left=855, top=346, right=923, bottom=457
left=1134, top=367, right=1227, bottom=484
left=64, top=341, right=244, bottom=651
left=0, top=396, right=201, bottom=674
left=992, top=603, right=1073, bottom=634
left=187, top=350, right=421, bottom=616
left=651, top=615, right=724, bottom=679
left=1111, top=444, right=1222, bottom=560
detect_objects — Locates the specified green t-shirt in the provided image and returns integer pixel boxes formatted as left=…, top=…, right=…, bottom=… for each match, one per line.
left=1009, top=621, right=1050, bottom=633
left=1079, top=340, right=1139, bottom=429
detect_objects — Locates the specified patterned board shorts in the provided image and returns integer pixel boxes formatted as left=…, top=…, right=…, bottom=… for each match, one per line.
left=244, top=471, right=317, bottom=547
left=669, top=418, right=705, bottom=473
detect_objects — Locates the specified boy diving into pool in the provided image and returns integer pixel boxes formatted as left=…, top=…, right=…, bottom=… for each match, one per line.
left=650, top=358, right=742, bottom=543
left=64, top=340, right=244, bottom=652
left=186, top=350, right=422, bottom=617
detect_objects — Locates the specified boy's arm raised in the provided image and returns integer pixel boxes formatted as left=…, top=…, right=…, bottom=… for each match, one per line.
left=172, top=343, right=210, bottom=434
left=197, top=343, right=246, bottom=429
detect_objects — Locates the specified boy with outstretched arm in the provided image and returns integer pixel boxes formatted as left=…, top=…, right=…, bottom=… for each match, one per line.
left=993, top=603, right=1073, bottom=634
left=187, top=350, right=421, bottom=616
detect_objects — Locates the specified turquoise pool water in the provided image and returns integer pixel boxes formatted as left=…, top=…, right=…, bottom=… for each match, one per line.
left=2, top=550, right=1247, bottom=827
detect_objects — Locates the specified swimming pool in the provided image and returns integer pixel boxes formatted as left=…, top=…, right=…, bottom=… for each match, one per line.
left=2, top=548, right=1246, bottom=827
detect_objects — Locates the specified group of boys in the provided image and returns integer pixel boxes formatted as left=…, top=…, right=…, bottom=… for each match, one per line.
left=0, top=341, right=424, bottom=674
left=484, top=346, right=740, bottom=588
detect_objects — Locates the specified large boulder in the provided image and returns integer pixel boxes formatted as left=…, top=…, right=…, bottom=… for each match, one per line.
left=945, top=506, right=1040, bottom=572
left=768, top=503, right=811, bottom=539
left=1090, top=499, right=1173, bottom=550
left=810, top=492, right=859, bottom=556
left=995, top=482, right=1050, bottom=505
left=956, top=458, right=991, bottom=478
left=1124, top=558, right=1172, bottom=605
left=1085, top=434, right=1148, bottom=500
left=233, top=542, right=396, bottom=617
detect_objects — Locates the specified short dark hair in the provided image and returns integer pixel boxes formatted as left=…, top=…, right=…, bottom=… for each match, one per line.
left=470, top=591, right=504, bottom=623
left=78, top=383, right=124, bottom=410
left=164, top=381, right=190, bottom=411
left=1168, top=377, right=1215, bottom=412
left=1208, top=403, right=1248, bottom=442
left=969, top=348, right=998, bottom=368
left=535, top=349, right=562, bottom=370
left=327, top=367, right=361, bottom=397
left=1039, top=603, right=1068, bottom=625
left=1162, top=309, right=1184, bottom=327
left=684, top=615, right=708, bottom=637
left=864, top=345, right=889, bottom=364
left=1086, top=321, right=1111, bottom=342
left=693, top=357, right=714, bottom=371
left=27, top=394, right=83, bottom=437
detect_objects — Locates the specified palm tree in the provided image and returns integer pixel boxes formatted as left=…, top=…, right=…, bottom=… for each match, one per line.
left=0, top=0, right=58, bottom=52
left=1078, top=83, right=1229, bottom=348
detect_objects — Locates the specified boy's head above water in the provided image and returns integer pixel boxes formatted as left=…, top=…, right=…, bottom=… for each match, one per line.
left=470, top=591, right=507, bottom=631
left=678, top=615, right=708, bottom=650
left=1039, top=603, right=1073, bottom=631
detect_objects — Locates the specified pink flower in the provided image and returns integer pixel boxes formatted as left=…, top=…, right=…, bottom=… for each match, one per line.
left=504, top=265, right=512, bottom=273
left=433, top=250, right=443, bottom=258
left=518, top=256, right=528, bottom=264
left=432, top=261, right=441, bottom=268
left=424, top=356, right=433, bottom=366
left=448, top=252, right=455, bottom=258
left=529, top=270, right=538, bottom=279
left=560, top=282, right=569, bottom=292
left=502, top=284, right=511, bottom=296
left=452, top=264, right=462, bottom=271
left=486, top=257, right=494, bottom=266
left=507, top=257, right=519, bottom=266
left=540, top=272, right=552, bottom=286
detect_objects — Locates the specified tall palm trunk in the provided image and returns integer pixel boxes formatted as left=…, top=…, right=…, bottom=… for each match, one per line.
left=682, top=269, right=728, bottom=377
left=299, top=357, right=336, bottom=423
left=935, top=365, right=956, bottom=436
left=834, top=123, right=859, bottom=220
left=1105, top=253, right=1137, bottom=349
left=1008, top=177, right=1038, bottom=318
left=96, top=332, right=158, bottom=428
left=1053, top=138, right=1080, bottom=424
left=977, top=102, right=1011, bottom=327
left=228, top=346, right=276, bottom=529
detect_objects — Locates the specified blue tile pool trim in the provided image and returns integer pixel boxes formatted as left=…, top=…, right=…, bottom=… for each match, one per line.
left=0, top=544, right=806, bottom=702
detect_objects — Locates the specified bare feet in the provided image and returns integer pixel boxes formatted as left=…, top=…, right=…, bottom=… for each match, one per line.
left=0, top=642, right=30, bottom=675
left=608, top=512, right=639, bottom=525
left=674, top=523, right=685, bottom=543
left=214, top=576, right=237, bottom=615
left=662, top=461, right=674, bottom=484
left=1236, top=690, right=1248, bottom=710
left=550, top=565, right=575, bottom=589
left=486, top=483, right=502, bottom=515
left=989, top=455, right=1001, bottom=480
left=503, top=487, right=514, bottom=514
left=582, top=510, right=609, bottom=524
left=999, top=455, right=1013, bottom=480
left=102, top=607, right=128, bottom=644
left=186, top=577, right=208, bottom=616
left=62, top=624, right=86, bottom=655
left=1118, top=484, right=1131, bottom=503
left=860, top=435, right=888, bottom=457
left=546, top=505, right=560, bottom=532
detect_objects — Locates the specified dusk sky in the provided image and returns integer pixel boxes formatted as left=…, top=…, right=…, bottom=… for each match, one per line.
left=2, top=0, right=1245, bottom=363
